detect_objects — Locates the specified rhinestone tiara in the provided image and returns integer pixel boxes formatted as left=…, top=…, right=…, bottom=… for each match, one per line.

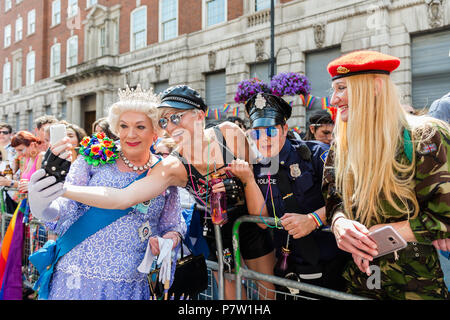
left=118, top=84, right=160, bottom=104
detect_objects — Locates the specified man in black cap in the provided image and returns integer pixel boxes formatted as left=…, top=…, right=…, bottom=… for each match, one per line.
left=157, top=85, right=276, bottom=299
left=234, top=92, right=350, bottom=298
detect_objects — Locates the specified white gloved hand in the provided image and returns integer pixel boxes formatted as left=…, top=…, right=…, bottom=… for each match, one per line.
left=28, top=169, right=64, bottom=221
left=157, top=237, right=173, bottom=284
left=137, top=240, right=157, bottom=274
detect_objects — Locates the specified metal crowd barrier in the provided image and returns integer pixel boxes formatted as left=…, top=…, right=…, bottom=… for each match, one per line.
left=231, top=215, right=370, bottom=300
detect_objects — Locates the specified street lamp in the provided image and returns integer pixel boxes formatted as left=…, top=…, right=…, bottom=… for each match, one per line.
left=270, top=0, right=275, bottom=79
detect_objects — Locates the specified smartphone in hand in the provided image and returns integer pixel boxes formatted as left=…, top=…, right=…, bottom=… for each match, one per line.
left=50, top=124, right=67, bottom=146
left=368, top=226, right=407, bottom=258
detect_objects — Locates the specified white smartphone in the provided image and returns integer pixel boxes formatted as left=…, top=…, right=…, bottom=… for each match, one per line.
left=368, top=226, right=407, bottom=258
left=50, top=124, right=67, bottom=145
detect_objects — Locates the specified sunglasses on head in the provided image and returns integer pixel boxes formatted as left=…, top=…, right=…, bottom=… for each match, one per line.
left=158, top=112, right=187, bottom=129
left=249, top=126, right=279, bottom=140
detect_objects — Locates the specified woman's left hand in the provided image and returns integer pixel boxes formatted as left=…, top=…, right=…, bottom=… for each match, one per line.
left=432, top=238, right=450, bottom=252
left=352, top=253, right=372, bottom=276
left=148, top=232, right=180, bottom=256
left=280, top=213, right=317, bottom=239
left=18, top=179, right=29, bottom=193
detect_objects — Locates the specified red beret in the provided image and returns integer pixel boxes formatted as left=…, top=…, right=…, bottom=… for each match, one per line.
left=327, top=50, right=400, bottom=80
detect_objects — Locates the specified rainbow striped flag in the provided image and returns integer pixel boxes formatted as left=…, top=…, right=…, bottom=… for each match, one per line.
left=299, top=94, right=306, bottom=106
left=205, top=108, right=210, bottom=118
left=306, top=95, right=316, bottom=109
left=0, top=199, right=28, bottom=300
left=233, top=106, right=239, bottom=117
left=321, top=97, right=330, bottom=109
left=214, top=109, right=220, bottom=120
left=223, top=104, right=231, bottom=113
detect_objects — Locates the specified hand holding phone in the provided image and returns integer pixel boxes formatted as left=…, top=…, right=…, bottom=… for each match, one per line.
left=50, top=124, right=67, bottom=146
left=368, top=226, right=407, bottom=259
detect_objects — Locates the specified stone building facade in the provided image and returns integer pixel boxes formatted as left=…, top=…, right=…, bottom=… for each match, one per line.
left=0, top=0, right=449, bottom=134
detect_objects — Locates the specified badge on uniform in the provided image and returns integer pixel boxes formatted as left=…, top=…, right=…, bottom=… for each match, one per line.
left=419, top=143, right=437, bottom=155
left=320, top=150, right=329, bottom=164
left=138, top=221, right=152, bottom=242
left=255, top=93, right=266, bottom=109
left=289, top=163, right=301, bottom=178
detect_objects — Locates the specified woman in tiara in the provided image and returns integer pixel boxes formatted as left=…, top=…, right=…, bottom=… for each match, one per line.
left=39, top=85, right=276, bottom=300
left=27, top=85, right=185, bottom=300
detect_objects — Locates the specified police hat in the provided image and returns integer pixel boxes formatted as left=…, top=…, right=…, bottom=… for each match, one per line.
left=245, top=92, right=292, bottom=128
left=159, top=85, right=208, bottom=112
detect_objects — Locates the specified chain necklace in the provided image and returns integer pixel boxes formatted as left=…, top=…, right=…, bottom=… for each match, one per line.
left=120, top=152, right=153, bottom=171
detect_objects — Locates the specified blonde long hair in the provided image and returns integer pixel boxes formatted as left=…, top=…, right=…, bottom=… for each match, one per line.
left=334, top=74, right=419, bottom=226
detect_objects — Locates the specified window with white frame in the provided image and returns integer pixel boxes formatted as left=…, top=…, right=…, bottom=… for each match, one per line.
left=255, top=0, right=271, bottom=11
left=130, top=6, right=147, bottom=51
left=4, top=24, right=11, bottom=47
left=87, top=0, right=97, bottom=7
left=68, top=0, right=78, bottom=18
left=67, top=35, right=78, bottom=68
left=15, top=16, right=23, bottom=42
left=50, top=43, right=61, bottom=77
left=26, top=51, right=35, bottom=86
left=52, top=0, right=61, bottom=26
left=13, top=55, right=22, bottom=89
left=2, top=62, right=11, bottom=93
left=99, top=26, right=106, bottom=56
left=5, top=0, right=12, bottom=11
left=27, top=9, right=36, bottom=35
left=160, top=0, right=177, bottom=41
left=205, top=0, right=226, bottom=27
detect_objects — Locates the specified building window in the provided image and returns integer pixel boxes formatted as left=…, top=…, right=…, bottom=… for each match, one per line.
left=87, top=0, right=97, bottom=7
left=160, top=0, right=177, bottom=41
left=67, top=36, right=78, bottom=68
left=5, top=0, right=11, bottom=11
left=2, top=62, right=11, bottom=93
left=52, top=0, right=61, bottom=26
left=205, top=0, right=226, bottom=27
left=255, top=0, right=271, bottom=11
left=50, top=43, right=61, bottom=77
left=15, top=16, right=23, bottom=42
left=27, top=110, right=33, bottom=132
left=27, top=9, right=36, bottom=35
left=99, top=26, right=106, bottom=56
left=4, top=24, right=11, bottom=47
left=250, top=61, right=275, bottom=85
left=15, top=112, right=20, bottom=131
left=68, top=0, right=78, bottom=18
left=13, top=55, right=22, bottom=90
left=130, top=6, right=147, bottom=51
left=205, top=71, right=226, bottom=115
left=26, top=51, right=35, bottom=86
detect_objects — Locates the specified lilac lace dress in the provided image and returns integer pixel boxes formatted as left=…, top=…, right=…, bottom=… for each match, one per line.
left=44, top=156, right=186, bottom=300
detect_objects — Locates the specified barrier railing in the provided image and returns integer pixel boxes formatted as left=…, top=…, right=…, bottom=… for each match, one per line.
left=232, top=215, right=370, bottom=300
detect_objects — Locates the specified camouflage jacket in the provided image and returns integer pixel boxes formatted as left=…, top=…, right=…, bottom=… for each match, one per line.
left=322, top=123, right=450, bottom=244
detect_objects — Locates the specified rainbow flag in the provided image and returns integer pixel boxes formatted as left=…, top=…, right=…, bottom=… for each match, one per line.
left=205, top=108, right=210, bottom=118
left=214, top=109, right=220, bottom=120
left=321, top=97, right=330, bottom=109
left=223, top=104, right=231, bottom=113
left=299, top=94, right=306, bottom=106
left=0, top=199, right=28, bottom=300
left=233, top=106, right=239, bottom=117
left=306, top=95, right=316, bottom=109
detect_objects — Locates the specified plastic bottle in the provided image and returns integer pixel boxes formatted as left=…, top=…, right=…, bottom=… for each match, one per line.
left=209, top=173, right=228, bottom=225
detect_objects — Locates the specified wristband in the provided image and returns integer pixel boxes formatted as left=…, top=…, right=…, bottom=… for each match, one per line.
left=331, top=213, right=346, bottom=233
left=309, top=212, right=324, bottom=229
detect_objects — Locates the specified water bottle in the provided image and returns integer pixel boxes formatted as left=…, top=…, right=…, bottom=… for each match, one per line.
left=209, top=173, right=228, bottom=225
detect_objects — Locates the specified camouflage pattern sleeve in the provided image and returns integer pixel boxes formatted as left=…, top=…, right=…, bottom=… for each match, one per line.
left=409, top=124, right=450, bottom=244
left=321, top=143, right=346, bottom=225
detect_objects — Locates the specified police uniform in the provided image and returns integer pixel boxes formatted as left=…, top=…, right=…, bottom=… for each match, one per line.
left=323, top=50, right=450, bottom=299
left=246, top=93, right=350, bottom=293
